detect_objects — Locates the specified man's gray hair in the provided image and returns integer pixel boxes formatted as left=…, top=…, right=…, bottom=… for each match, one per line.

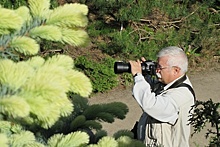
left=157, top=46, right=188, bottom=73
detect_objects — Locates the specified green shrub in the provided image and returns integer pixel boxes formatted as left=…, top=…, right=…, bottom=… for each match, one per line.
left=0, top=0, right=58, bottom=9
left=0, top=0, right=27, bottom=9
left=81, top=0, right=220, bottom=64
left=75, top=56, right=118, bottom=93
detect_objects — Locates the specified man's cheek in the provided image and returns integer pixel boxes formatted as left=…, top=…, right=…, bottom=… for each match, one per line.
left=156, top=72, right=162, bottom=79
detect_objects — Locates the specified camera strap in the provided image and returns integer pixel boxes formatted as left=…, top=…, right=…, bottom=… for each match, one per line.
left=166, top=74, right=196, bottom=101
left=167, top=74, right=187, bottom=89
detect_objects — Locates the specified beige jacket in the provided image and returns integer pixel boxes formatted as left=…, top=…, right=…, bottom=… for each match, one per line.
left=133, top=75, right=194, bottom=147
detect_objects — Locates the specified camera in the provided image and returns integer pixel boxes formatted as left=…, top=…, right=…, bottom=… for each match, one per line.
left=114, top=60, right=157, bottom=75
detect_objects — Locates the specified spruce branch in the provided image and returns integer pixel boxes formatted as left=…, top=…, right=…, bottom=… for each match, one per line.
left=0, top=8, right=24, bottom=32
left=61, top=28, right=90, bottom=47
left=117, top=136, right=146, bottom=147
left=15, top=6, right=32, bottom=23
left=10, top=36, right=39, bottom=55
left=45, top=54, right=73, bottom=70
left=113, top=130, right=134, bottom=140
left=10, top=131, right=36, bottom=146
left=82, top=102, right=128, bottom=122
left=0, top=54, right=92, bottom=129
left=83, top=104, right=103, bottom=120
left=29, top=25, right=62, bottom=41
left=94, top=130, right=108, bottom=143
left=0, top=59, right=33, bottom=90
left=46, top=3, right=88, bottom=28
left=47, top=131, right=89, bottom=147
left=66, top=70, right=92, bottom=97
left=0, top=96, right=30, bottom=118
left=70, top=93, right=90, bottom=113
left=83, top=120, right=102, bottom=130
left=95, top=136, right=118, bottom=147
left=0, top=0, right=90, bottom=58
left=104, top=102, right=129, bottom=119
left=70, top=115, right=86, bottom=130
left=0, top=133, right=8, bottom=147
left=96, top=112, right=114, bottom=123
left=26, top=56, right=45, bottom=68
left=56, top=96, right=74, bottom=117
left=0, top=120, right=23, bottom=135
left=28, top=0, right=50, bottom=19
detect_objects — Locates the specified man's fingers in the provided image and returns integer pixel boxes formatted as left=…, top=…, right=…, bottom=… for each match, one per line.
left=141, top=57, right=146, bottom=62
left=129, top=60, right=142, bottom=75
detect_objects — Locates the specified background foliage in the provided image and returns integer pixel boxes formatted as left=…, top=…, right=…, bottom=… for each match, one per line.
left=70, top=0, right=220, bottom=91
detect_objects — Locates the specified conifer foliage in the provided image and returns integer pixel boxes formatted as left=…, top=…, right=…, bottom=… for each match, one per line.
left=0, top=55, right=93, bottom=128
left=0, top=56, right=93, bottom=144
left=0, top=0, right=144, bottom=146
left=0, top=0, right=90, bottom=60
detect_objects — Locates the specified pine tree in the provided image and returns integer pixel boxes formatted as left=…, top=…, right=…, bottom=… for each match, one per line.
left=0, top=0, right=90, bottom=146
left=0, top=0, right=145, bottom=146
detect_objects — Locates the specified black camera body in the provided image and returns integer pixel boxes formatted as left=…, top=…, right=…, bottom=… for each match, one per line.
left=114, top=60, right=157, bottom=75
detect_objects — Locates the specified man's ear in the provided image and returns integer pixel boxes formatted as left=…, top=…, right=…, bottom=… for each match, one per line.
left=173, top=66, right=181, bottom=75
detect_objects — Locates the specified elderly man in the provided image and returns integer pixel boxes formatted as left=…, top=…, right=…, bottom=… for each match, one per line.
left=129, top=46, right=195, bottom=147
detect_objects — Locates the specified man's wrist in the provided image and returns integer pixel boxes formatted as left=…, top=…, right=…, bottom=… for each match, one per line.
left=133, top=73, right=142, bottom=78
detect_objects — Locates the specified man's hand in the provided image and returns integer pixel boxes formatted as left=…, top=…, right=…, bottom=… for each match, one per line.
left=129, top=60, right=142, bottom=76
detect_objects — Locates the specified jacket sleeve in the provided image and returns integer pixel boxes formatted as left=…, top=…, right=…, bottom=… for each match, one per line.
left=132, top=75, right=179, bottom=125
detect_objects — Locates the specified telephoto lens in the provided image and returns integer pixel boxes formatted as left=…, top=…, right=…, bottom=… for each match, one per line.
left=114, top=62, right=131, bottom=74
left=114, top=60, right=156, bottom=75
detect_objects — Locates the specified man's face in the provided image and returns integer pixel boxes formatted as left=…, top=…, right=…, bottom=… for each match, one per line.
left=156, top=56, right=174, bottom=84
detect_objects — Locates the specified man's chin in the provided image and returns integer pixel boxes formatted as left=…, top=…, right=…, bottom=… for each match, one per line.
left=158, top=78, right=162, bottom=82
left=157, top=78, right=165, bottom=84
